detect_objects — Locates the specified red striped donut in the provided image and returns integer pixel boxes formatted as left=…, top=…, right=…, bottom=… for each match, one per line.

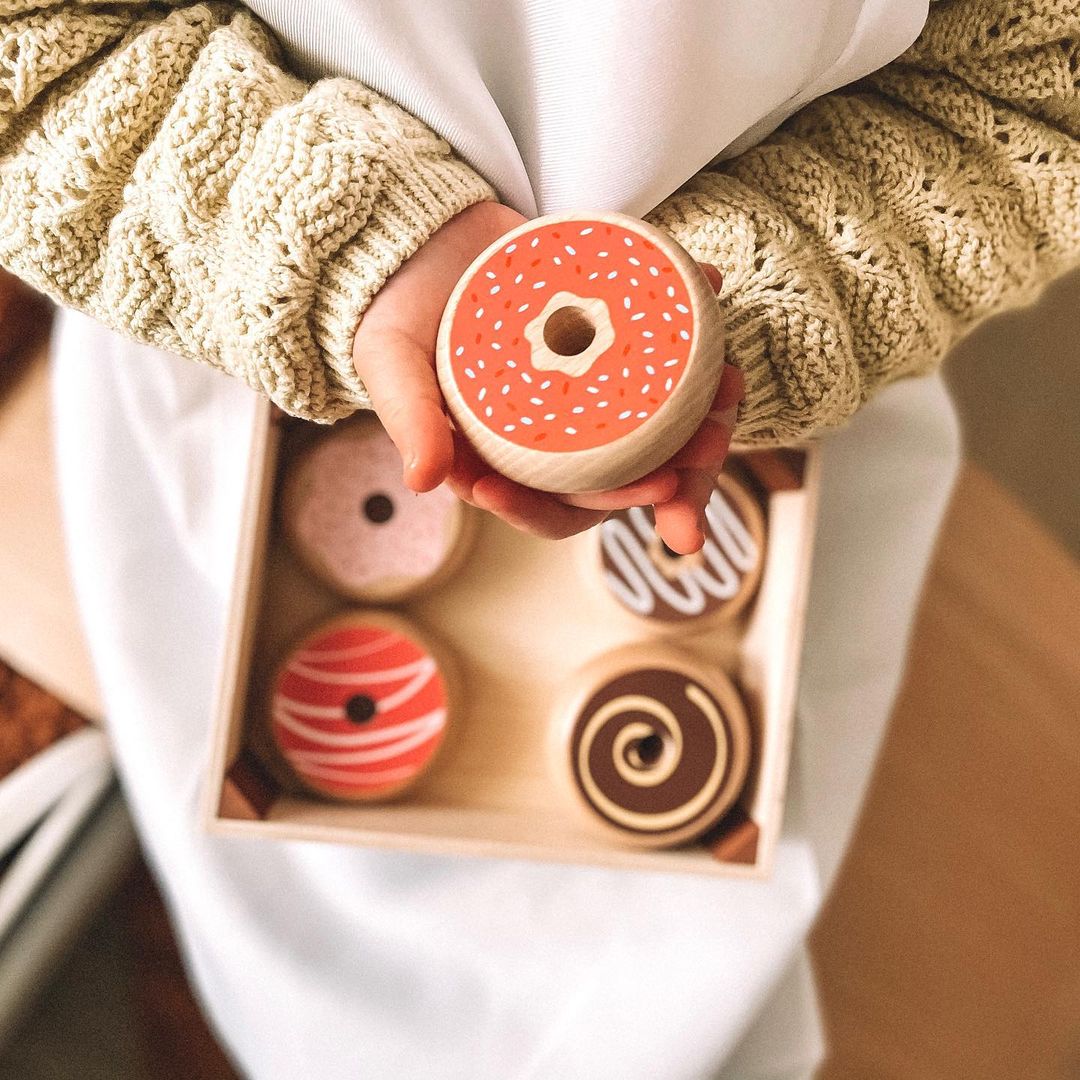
left=270, top=613, right=451, bottom=802
left=437, top=211, right=725, bottom=493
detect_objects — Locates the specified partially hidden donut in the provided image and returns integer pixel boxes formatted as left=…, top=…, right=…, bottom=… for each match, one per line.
left=557, top=646, right=751, bottom=848
left=436, top=211, right=725, bottom=493
left=598, top=472, right=765, bottom=625
left=270, top=612, right=453, bottom=802
left=282, top=416, right=474, bottom=603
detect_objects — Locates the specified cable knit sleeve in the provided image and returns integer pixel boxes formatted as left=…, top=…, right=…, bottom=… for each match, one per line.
left=0, top=1, right=495, bottom=421
left=648, top=0, right=1080, bottom=445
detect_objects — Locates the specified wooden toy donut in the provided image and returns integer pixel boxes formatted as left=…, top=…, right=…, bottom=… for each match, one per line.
left=436, top=211, right=725, bottom=493
left=555, top=645, right=751, bottom=848
left=282, top=415, right=475, bottom=603
left=597, top=472, right=766, bottom=627
left=270, top=611, right=454, bottom=803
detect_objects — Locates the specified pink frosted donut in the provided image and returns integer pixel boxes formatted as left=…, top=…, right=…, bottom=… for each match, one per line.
left=282, top=417, right=473, bottom=602
left=271, top=612, right=452, bottom=802
left=436, top=211, right=725, bottom=493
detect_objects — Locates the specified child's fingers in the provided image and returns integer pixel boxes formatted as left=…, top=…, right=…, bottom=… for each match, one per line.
left=470, top=473, right=607, bottom=540
left=352, top=327, right=453, bottom=493
left=653, top=468, right=716, bottom=554
left=557, top=467, right=679, bottom=511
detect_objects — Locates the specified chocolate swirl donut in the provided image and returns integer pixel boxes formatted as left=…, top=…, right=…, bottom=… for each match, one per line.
left=599, top=472, right=765, bottom=624
left=564, top=654, right=751, bottom=848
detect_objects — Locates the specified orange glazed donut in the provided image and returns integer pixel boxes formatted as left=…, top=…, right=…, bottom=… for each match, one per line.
left=436, top=211, right=725, bottom=493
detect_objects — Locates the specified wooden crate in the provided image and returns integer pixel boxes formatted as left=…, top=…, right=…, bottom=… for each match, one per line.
left=203, top=400, right=820, bottom=877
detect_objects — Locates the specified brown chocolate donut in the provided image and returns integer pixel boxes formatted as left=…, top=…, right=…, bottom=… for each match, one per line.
left=559, top=646, right=751, bottom=848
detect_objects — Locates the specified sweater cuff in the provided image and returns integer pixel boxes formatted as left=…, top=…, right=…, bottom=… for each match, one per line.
left=307, top=155, right=496, bottom=422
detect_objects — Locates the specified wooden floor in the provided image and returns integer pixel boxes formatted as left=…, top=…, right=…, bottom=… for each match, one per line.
left=811, top=465, right=1080, bottom=1079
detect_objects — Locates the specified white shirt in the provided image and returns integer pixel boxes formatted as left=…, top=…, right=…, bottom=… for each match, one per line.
left=50, top=3, right=957, bottom=1078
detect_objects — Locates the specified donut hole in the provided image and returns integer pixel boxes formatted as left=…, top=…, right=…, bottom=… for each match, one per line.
left=362, top=492, right=394, bottom=524
left=628, top=732, right=667, bottom=770
left=344, top=694, right=377, bottom=725
left=543, top=305, right=596, bottom=357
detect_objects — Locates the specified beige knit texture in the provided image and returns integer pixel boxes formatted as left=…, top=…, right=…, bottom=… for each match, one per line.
left=0, top=0, right=1078, bottom=440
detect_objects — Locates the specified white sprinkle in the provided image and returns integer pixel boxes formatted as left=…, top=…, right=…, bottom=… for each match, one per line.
left=464, top=367, right=476, bottom=379
left=564, top=245, right=577, bottom=256
left=521, top=416, right=533, bottom=425
left=544, top=413, right=557, bottom=421
left=504, top=424, right=516, bottom=433
left=622, top=367, right=630, bottom=378
left=492, top=343, right=502, bottom=351
left=565, top=426, right=577, bottom=435
left=629, top=257, right=641, bottom=266
left=630, top=277, right=640, bottom=287
left=649, top=266, right=660, bottom=277
left=532, top=280, right=547, bottom=290
left=530, top=236, right=540, bottom=247
left=607, top=271, right=618, bottom=280
left=586, top=386, right=600, bottom=394
left=630, top=312, right=646, bottom=321
left=664, top=358, right=680, bottom=367
left=501, top=384, right=510, bottom=395
left=679, top=329, right=690, bottom=340
left=636, top=411, right=648, bottom=419
left=624, top=297, right=632, bottom=309
left=477, top=359, right=486, bottom=369
left=580, top=227, right=594, bottom=235
left=644, top=347, right=655, bottom=355
left=666, top=285, right=676, bottom=297
left=514, top=273, right=524, bottom=284
left=645, top=365, right=656, bottom=375
left=619, top=410, right=632, bottom=420
left=478, top=387, right=487, bottom=401
left=662, top=312, right=672, bottom=322
left=624, top=236, right=634, bottom=246
left=505, top=243, right=517, bottom=253
left=553, top=256, right=562, bottom=266
left=530, top=397, right=544, bottom=406
left=598, top=400, right=609, bottom=408
left=588, top=271, right=600, bottom=281
left=572, top=406, right=584, bottom=414
left=485, top=406, right=493, bottom=417
left=521, top=372, right=533, bottom=384
left=641, top=384, right=651, bottom=395
left=665, top=377, right=674, bottom=391
left=455, top=345, right=464, bottom=357
left=540, top=380, right=552, bottom=390
left=643, top=331, right=654, bottom=339
left=505, top=358, right=516, bottom=367
left=485, top=271, right=497, bottom=279
left=597, top=251, right=609, bottom=258
left=494, top=320, right=503, bottom=330
left=475, top=307, right=485, bottom=318
left=518, top=303, right=530, bottom=313
left=675, top=303, right=689, bottom=313
left=489, top=285, right=501, bottom=295
left=597, top=374, right=609, bottom=382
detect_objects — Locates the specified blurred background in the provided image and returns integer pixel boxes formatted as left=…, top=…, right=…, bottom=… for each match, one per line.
left=0, top=267, right=1077, bottom=1080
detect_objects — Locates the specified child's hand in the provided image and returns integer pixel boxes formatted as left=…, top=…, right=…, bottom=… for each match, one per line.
left=352, top=205, right=741, bottom=556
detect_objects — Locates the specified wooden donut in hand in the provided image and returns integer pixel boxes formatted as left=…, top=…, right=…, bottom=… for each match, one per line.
left=282, top=416, right=474, bottom=603
left=555, top=645, right=751, bottom=848
left=598, top=472, right=765, bottom=627
left=436, top=211, right=725, bottom=493
left=270, top=611, right=453, bottom=802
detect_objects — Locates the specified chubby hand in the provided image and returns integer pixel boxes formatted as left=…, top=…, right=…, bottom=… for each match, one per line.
left=351, top=203, right=742, bottom=555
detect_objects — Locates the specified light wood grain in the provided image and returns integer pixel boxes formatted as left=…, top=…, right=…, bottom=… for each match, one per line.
left=812, top=465, right=1080, bottom=1080
left=206, top=402, right=820, bottom=878
left=0, top=340, right=102, bottom=721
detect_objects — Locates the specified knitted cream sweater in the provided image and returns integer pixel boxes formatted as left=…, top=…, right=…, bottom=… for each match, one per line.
left=0, top=0, right=1077, bottom=443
